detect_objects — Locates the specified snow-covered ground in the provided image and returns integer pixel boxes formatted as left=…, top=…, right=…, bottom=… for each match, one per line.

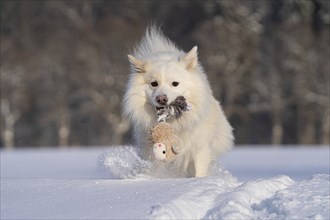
left=1, top=146, right=329, bottom=219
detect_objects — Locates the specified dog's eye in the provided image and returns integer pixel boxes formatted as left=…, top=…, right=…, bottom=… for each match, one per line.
left=172, top=81, right=179, bottom=87
left=151, top=81, right=158, bottom=87
left=162, top=151, right=166, bottom=154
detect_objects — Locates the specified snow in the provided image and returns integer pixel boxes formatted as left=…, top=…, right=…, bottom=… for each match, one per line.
left=1, top=146, right=329, bottom=219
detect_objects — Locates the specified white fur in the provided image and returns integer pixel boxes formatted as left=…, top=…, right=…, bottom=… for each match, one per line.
left=123, top=27, right=234, bottom=177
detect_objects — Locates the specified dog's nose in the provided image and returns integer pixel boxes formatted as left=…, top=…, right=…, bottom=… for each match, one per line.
left=156, top=94, right=168, bottom=105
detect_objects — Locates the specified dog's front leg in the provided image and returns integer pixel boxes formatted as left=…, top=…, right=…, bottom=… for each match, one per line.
left=193, top=147, right=212, bottom=177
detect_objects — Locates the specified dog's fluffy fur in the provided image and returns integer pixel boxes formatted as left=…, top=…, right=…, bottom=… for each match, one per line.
left=123, top=27, right=234, bottom=177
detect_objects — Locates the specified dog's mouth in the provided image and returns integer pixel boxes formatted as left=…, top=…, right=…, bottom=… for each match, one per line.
left=155, top=106, right=165, bottom=111
left=154, top=96, right=190, bottom=111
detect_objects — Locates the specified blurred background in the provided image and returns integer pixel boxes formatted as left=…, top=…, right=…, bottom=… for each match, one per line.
left=0, top=0, right=329, bottom=149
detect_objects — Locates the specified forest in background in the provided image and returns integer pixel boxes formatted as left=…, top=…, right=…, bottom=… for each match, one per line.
left=1, top=0, right=329, bottom=148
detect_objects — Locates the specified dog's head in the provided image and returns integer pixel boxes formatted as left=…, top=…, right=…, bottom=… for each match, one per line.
left=123, top=28, right=212, bottom=128
left=127, top=46, right=199, bottom=109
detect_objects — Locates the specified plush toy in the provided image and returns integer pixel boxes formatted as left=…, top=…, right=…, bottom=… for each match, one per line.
left=156, top=96, right=191, bottom=123
left=150, top=96, right=191, bottom=162
left=151, top=122, right=180, bottom=162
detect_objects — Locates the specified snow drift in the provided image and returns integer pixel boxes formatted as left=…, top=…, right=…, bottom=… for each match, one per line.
left=1, top=146, right=329, bottom=219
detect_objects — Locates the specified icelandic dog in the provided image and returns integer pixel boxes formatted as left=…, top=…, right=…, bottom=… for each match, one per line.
left=123, top=27, right=234, bottom=177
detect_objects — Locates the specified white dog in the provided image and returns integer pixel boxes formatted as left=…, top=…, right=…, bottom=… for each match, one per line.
left=123, top=27, right=234, bottom=177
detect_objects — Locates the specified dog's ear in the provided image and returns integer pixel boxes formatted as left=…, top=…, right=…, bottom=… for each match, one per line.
left=181, top=46, right=198, bottom=71
left=128, top=55, right=149, bottom=73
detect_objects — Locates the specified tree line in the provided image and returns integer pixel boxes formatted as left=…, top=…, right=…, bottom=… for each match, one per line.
left=1, top=0, right=329, bottom=148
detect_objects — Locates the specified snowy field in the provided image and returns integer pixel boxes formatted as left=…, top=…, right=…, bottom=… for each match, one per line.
left=1, top=146, right=329, bottom=219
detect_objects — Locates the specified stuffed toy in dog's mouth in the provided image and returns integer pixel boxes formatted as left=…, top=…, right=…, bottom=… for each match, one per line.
left=154, top=96, right=189, bottom=110
left=154, top=96, right=191, bottom=122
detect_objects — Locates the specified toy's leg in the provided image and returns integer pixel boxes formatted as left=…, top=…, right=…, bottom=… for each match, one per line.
left=172, top=145, right=180, bottom=154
